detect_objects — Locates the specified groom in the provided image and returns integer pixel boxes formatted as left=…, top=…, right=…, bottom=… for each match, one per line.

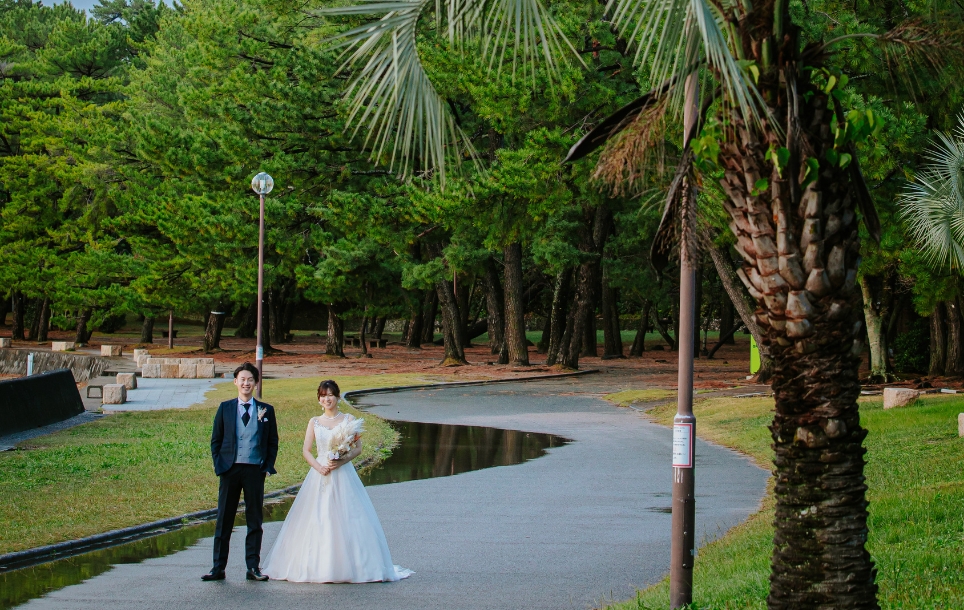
left=202, top=362, right=279, bottom=582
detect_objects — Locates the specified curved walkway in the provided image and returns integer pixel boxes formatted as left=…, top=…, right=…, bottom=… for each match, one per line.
left=17, top=376, right=768, bottom=610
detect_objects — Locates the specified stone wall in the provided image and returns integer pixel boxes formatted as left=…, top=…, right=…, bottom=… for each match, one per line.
left=0, top=369, right=85, bottom=436
left=0, top=349, right=109, bottom=383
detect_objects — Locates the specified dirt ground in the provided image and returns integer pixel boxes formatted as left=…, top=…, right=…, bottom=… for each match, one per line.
left=4, top=327, right=947, bottom=391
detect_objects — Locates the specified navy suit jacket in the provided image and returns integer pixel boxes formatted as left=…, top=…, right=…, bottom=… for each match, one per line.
left=210, top=398, right=279, bottom=476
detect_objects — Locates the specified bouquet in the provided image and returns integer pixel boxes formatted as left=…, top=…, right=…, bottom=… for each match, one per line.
left=326, top=417, right=365, bottom=462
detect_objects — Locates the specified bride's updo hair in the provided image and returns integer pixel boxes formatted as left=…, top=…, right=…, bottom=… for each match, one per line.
left=317, top=379, right=341, bottom=399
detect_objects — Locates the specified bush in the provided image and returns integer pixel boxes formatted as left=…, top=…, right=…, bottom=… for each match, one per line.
left=893, top=318, right=929, bottom=374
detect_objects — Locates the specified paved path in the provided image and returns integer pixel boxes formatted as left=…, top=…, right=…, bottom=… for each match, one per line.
left=18, top=377, right=768, bottom=610
left=100, top=378, right=224, bottom=411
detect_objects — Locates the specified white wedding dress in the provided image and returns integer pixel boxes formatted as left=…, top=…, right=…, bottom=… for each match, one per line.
left=262, top=414, right=413, bottom=583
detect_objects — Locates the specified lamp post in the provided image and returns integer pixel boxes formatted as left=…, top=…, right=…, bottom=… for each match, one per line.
left=670, top=71, right=699, bottom=609
left=251, top=172, right=274, bottom=399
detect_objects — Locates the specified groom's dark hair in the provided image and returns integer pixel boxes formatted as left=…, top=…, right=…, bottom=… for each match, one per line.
left=234, top=362, right=260, bottom=383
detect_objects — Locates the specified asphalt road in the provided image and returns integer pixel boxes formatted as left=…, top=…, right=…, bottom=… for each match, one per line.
left=17, top=377, right=768, bottom=610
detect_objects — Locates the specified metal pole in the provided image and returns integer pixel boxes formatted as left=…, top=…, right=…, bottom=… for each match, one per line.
left=26, top=353, right=33, bottom=376
left=255, top=192, right=266, bottom=399
left=168, top=311, right=174, bottom=349
left=670, top=71, right=699, bottom=609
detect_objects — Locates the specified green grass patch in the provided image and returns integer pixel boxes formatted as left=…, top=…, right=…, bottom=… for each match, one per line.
left=605, top=389, right=677, bottom=408
left=0, top=373, right=439, bottom=554
left=609, top=393, right=964, bottom=609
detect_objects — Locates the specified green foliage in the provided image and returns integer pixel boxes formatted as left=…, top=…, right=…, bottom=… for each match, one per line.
left=893, top=318, right=930, bottom=374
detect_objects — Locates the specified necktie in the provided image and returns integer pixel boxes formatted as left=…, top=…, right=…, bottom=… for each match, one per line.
left=241, top=403, right=251, bottom=427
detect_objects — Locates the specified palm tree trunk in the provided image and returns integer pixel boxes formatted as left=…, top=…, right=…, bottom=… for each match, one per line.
left=503, top=242, right=530, bottom=366
left=720, top=94, right=878, bottom=605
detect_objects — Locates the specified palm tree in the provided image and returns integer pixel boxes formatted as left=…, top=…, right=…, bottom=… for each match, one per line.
left=900, top=113, right=964, bottom=270
left=320, top=1, right=952, bottom=606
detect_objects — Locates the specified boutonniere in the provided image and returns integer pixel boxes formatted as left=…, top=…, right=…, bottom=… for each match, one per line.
left=258, top=407, right=268, bottom=422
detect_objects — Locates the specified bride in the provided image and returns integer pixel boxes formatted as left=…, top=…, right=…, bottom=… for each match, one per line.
left=262, top=380, right=413, bottom=583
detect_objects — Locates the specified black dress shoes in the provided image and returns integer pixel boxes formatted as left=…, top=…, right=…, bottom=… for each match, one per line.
left=201, top=569, right=226, bottom=581
left=246, top=567, right=269, bottom=581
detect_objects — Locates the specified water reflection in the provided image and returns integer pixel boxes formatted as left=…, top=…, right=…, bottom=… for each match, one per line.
left=1, top=421, right=568, bottom=609
left=360, top=421, right=566, bottom=486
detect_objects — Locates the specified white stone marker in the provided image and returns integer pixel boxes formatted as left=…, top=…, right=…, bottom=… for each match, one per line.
left=197, top=363, right=216, bottom=378
left=102, top=384, right=127, bottom=405
left=142, top=363, right=161, bottom=378
left=958, top=413, right=964, bottom=438
left=0, top=338, right=10, bottom=348
left=52, top=341, right=75, bottom=352
left=132, top=348, right=150, bottom=359
left=116, top=372, right=137, bottom=390
left=883, top=387, right=920, bottom=410
left=178, top=363, right=198, bottom=379
left=101, top=345, right=123, bottom=357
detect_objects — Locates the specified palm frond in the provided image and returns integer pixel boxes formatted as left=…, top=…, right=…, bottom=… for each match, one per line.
left=604, top=0, right=766, bottom=128
left=319, top=0, right=581, bottom=183
left=899, top=113, right=964, bottom=270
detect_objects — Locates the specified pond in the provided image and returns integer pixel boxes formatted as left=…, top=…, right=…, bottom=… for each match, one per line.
left=0, top=420, right=568, bottom=609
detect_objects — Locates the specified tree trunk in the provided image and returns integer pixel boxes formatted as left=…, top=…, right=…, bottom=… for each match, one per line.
left=704, top=237, right=771, bottom=380
left=718, top=77, right=878, bottom=603
left=27, top=297, right=42, bottom=340
left=0, top=293, right=10, bottom=327
left=11, top=291, right=25, bottom=340
left=930, top=303, right=947, bottom=376
left=560, top=262, right=594, bottom=369
left=601, top=275, right=623, bottom=358
left=234, top=301, right=258, bottom=338
left=36, top=298, right=51, bottom=343
left=140, top=315, right=155, bottom=344
left=75, top=308, right=92, bottom=345
left=651, top=306, right=677, bottom=350
left=359, top=315, right=369, bottom=356
left=484, top=257, right=506, bottom=355
left=503, top=242, right=530, bottom=366
left=545, top=270, right=571, bottom=365
left=456, top=274, right=474, bottom=338
left=326, top=307, right=344, bottom=357
left=629, top=301, right=651, bottom=357
left=204, top=311, right=226, bottom=352
left=720, top=295, right=736, bottom=345
left=406, top=294, right=424, bottom=349
left=859, top=275, right=890, bottom=382
left=421, top=290, right=438, bottom=344
left=436, top=276, right=467, bottom=365
left=945, top=299, right=963, bottom=376
left=536, top=312, right=551, bottom=354
left=374, top=317, right=386, bottom=341
left=581, top=311, right=597, bottom=357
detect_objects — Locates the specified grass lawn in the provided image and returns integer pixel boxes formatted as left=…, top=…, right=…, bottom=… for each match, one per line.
left=605, top=393, right=964, bottom=609
left=1, top=373, right=439, bottom=555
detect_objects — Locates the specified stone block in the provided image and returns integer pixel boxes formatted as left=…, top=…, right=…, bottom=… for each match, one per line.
left=135, top=355, right=150, bottom=367
left=132, top=348, right=150, bottom=358
left=116, top=372, right=137, bottom=390
left=959, top=413, right=964, bottom=438
left=142, top=363, right=161, bottom=378
left=101, top=345, right=123, bottom=357
left=197, top=358, right=215, bottom=365
left=883, top=387, right=920, bottom=410
left=51, top=341, right=75, bottom=352
left=102, top=384, right=127, bottom=405
left=0, top=338, right=10, bottom=348
left=178, top=364, right=197, bottom=379
left=160, top=363, right=179, bottom=378
left=165, top=358, right=182, bottom=365
left=197, top=363, right=216, bottom=378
